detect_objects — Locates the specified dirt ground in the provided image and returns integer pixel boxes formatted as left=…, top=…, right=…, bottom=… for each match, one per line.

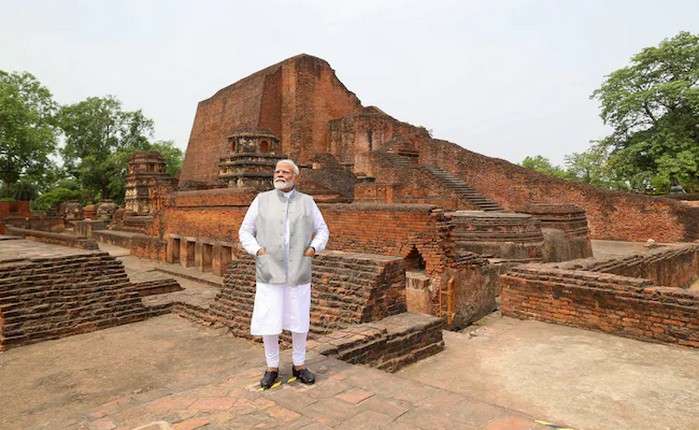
left=399, top=313, right=699, bottom=430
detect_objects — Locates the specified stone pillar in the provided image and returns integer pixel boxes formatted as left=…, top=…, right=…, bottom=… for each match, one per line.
left=405, top=271, right=432, bottom=315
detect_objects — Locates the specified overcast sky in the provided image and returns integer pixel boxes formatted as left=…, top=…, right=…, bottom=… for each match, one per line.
left=2, top=1, right=698, bottom=165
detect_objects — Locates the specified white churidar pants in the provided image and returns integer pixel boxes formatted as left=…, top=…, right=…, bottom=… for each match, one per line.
left=262, top=332, right=308, bottom=368
left=251, top=282, right=311, bottom=368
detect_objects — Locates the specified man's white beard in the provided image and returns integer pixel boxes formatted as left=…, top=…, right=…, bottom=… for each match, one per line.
left=274, top=179, right=294, bottom=190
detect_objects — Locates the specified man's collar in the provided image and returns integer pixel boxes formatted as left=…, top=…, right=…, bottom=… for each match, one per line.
left=275, top=187, right=296, bottom=200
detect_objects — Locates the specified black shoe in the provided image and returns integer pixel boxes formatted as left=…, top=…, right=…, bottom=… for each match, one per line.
left=260, top=370, right=279, bottom=389
left=292, top=365, right=315, bottom=384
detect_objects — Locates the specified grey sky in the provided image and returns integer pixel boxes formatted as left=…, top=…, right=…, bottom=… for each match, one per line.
left=2, top=1, right=698, bottom=165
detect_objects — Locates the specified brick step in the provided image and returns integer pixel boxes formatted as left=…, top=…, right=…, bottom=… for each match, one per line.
left=375, top=340, right=445, bottom=372
left=0, top=282, right=134, bottom=304
left=2, top=302, right=147, bottom=331
left=152, top=267, right=223, bottom=288
left=2, top=309, right=152, bottom=342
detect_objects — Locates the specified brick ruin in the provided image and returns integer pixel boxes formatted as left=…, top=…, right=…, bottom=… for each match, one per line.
left=0, top=200, right=31, bottom=234
left=124, top=151, right=177, bottom=215
left=0, top=239, right=182, bottom=351
left=500, top=245, right=699, bottom=348
left=3, top=54, right=698, bottom=361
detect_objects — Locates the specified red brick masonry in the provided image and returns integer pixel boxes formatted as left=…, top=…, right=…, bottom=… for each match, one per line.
left=310, top=312, right=445, bottom=372
left=0, top=252, right=155, bottom=350
left=500, top=245, right=699, bottom=348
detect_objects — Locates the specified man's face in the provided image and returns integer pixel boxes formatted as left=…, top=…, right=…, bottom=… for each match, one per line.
left=274, top=162, right=297, bottom=191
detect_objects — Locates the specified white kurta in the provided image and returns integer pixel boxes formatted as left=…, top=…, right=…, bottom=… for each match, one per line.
left=238, top=189, right=329, bottom=336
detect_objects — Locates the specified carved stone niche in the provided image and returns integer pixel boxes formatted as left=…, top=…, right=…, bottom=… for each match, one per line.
left=218, top=129, right=286, bottom=191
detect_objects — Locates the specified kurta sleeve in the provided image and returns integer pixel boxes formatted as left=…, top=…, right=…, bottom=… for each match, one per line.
left=239, top=195, right=262, bottom=256
left=309, top=199, right=329, bottom=253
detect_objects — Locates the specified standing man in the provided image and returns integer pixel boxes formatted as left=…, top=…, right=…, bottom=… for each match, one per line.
left=239, top=159, right=329, bottom=389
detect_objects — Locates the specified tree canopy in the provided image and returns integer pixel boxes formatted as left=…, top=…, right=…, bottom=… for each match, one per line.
left=521, top=155, right=568, bottom=179
left=55, top=96, right=182, bottom=203
left=0, top=71, right=58, bottom=189
left=57, top=96, right=155, bottom=200
left=1, top=70, right=182, bottom=209
left=591, top=31, right=699, bottom=192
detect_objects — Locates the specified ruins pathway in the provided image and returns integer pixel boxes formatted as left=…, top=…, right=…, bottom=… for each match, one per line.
left=0, top=314, right=552, bottom=430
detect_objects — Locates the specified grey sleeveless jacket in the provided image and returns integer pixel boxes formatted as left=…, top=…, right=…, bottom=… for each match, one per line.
left=255, top=189, right=314, bottom=285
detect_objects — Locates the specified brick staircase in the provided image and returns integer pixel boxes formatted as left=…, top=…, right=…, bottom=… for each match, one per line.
left=381, top=152, right=503, bottom=211
left=382, top=151, right=419, bottom=168
left=422, top=165, right=504, bottom=211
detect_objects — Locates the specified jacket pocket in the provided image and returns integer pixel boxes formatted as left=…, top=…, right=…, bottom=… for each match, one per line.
left=256, top=255, right=271, bottom=283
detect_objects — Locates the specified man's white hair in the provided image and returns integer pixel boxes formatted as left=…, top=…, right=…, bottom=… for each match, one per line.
left=276, top=159, right=300, bottom=176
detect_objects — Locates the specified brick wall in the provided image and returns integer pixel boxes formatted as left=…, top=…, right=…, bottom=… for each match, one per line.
left=555, top=245, right=699, bottom=289
left=118, top=199, right=501, bottom=326
left=500, top=246, right=699, bottom=347
left=6, top=226, right=98, bottom=250
left=321, top=203, right=451, bottom=272
left=421, top=139, right=699, bottom=242
left=0, top=200, right=30, bottom=219
left=0, top=252, right=153, bottom=350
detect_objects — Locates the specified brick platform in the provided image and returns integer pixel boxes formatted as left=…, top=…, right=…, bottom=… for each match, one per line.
left=0, top=252, right=148, bottom=350
left=0, top=239, right=181, bottom=351
left=311, top=312, right=445, bottom=372
left=500, top=245, right=699, bottom=347
left=6, top=225, right=98, bottom=250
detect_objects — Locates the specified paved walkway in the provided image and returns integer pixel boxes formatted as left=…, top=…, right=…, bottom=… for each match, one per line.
left=100, top=243, right=221, bottom=312
left=0, top=315, right=551, bottom=430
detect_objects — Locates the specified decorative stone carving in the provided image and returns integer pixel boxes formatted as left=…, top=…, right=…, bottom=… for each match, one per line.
left=125, top=151, right=176, bottom=215
left=217, top=129, right=286, bottom=190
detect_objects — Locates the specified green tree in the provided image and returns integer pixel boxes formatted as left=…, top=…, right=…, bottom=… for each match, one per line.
left=563, top=141, right=626, bottom=190
left=57, top=96, right=154, bottom=200
left=591, top=31, right=699, bottom=193
left=521, top=155, right=569, bottom=179
left=0, top=70, right=58, bottom=190
left=32, top=178, right=89, bottom=212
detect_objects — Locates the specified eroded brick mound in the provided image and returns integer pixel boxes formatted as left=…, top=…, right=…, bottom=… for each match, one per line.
left=180, top=54, right=362, bottom=186
left=0, top=252, right=152, bottom=350
left=500, top=245, right=699, bottom=348
left=519, top=203, right=593, bottom=261
left=520, top=203, right=590, bottom=237
left=210, top=251, right=406, bottom=338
